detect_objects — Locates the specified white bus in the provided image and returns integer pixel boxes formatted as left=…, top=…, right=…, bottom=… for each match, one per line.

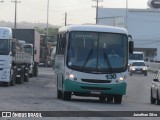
left=55, top=25, right=133, bottom=104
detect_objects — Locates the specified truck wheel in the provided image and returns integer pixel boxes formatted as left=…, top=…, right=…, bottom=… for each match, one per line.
left=151, top=89, right=156, bottom=104
left=114, top=95, right=122, bottom=104
left=33, top=64, right=38, bottom=77
left=24, top=68, right=29, bottom=82
left=21, top=66, right=25, bottom=83
left=157, top=91, right=160, bottom=105
left=10, top=67, right=17, bottom=86
left=10, top=74, right=16, bottom=86
left=16, top=67, right=24, bottom=84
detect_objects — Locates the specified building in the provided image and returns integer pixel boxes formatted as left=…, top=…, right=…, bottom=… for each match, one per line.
left=98, top=8, right=160, bottom=61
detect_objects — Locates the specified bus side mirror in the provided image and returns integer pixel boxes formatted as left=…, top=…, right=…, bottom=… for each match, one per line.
left=34, top=49, right=37, bottom=54
left=129, top=41, right=134, bottom=54
left=128, top=35, right=134, bottom=54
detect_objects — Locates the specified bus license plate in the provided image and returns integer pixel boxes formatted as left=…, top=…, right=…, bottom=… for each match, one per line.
left=90, top=91, right=101, bottom=95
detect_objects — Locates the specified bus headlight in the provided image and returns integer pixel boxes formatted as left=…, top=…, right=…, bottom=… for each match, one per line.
left=119, top=77, right=124, bottom=81
left=66, top=72, right=77, bottom=81
left=117, top=75, right=127, bottom=83
left=69, top=74, right=74, bottom=79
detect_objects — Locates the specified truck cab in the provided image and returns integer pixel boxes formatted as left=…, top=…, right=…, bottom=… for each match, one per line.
left=23, top=44, right=34, bottom=77
left=128, top=51, right=144, bottom=71
left=0, top=27, right=15, bottom=86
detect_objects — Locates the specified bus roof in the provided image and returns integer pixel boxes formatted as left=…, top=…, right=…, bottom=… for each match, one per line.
left=58, top=25, right=128, bottom=34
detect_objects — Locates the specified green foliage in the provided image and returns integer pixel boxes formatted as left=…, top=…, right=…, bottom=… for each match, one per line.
left=36, top=27, right=59, bottom=36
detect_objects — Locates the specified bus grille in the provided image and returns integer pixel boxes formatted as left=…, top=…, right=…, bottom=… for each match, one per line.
left=81, top=86, right=111, bottom=90
left=81, top=79, right=111, bottom=83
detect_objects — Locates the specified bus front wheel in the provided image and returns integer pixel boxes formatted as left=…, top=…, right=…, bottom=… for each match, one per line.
left=99, top=96, right=106, bottom=102
left=57, top=90, right=62, bottom=99
left=62, top=91, right=71, bottom=101
left=114, top=95, right=122, bottom=104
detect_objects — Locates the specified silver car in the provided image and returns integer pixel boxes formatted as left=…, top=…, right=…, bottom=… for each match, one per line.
left=129, top=62, right=148, bottom=76
left=151, top=70, right=160, bottom=105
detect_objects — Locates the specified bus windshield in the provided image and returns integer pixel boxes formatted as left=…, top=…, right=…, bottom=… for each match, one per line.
left=67, top=31, right=128, bottom=73
left=0, top=39, right=10, bottom=55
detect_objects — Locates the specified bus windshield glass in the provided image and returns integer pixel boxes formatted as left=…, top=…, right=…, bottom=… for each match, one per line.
left=67, top=31, right=128, bottom=73
left=0, top=39, right=10, bottom=55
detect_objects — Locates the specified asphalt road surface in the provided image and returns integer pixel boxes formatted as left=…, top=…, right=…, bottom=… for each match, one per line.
left=0, top=67, right=160, bottom=120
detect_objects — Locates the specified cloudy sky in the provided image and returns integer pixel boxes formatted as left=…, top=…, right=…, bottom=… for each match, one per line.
left=0, top=0, right=149, bottom=26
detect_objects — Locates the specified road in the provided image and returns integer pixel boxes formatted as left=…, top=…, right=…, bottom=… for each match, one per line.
left=0, top=67, right=160, bottom=120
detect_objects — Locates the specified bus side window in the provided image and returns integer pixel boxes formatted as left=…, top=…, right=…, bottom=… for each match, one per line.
left=61, top=34, right=66, bottom=55
left=56, top=33, right=66, bottom=55
left=56, top=34, right=60, bottom=55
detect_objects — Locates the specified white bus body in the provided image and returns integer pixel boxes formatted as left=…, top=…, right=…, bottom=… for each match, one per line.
left=55, top=25, right=131, bottom=104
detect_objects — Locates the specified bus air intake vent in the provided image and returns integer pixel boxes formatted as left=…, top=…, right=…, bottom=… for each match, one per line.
left=81, top=79, right=111, bottom=83
left=81, top=86, right=111, bottom=90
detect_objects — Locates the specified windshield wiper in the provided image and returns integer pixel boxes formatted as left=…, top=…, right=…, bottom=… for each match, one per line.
left=103, top=49, right=113, bottom=73
left=81, top=44, right=94, bottom=71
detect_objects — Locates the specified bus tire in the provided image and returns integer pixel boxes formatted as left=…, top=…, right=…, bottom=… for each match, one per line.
left=62, top=91, right=71, bottom=101
left=114, top=95, right=122, bottom=104
left=57, top=90, right=62, bottom=99
left=99, top=96, right=106, bottom=102
left=107, top=95, right=113, bottom=102
left=2, top=82, right=10, bottom=87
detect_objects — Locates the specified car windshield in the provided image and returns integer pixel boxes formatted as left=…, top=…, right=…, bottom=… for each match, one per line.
left=132, top=62, right=145, bottom=66
left=66, top=31, right=128, bottom=73
left=0, top=39, right=10, bottom=55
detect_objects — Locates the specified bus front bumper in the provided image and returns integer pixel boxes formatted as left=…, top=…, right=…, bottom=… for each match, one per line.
left=64, top=79, right=126, bottom=95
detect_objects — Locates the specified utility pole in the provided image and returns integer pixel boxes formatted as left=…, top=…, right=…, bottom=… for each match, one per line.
left=92, top=0, right=103, bottom=24
left=11, top=0, right=21, bottom=28
left=65, top=12, right=67, bottom=26
left=126, top=0, right=128, bottom=29
left=47, top=0, right=49, bottom=39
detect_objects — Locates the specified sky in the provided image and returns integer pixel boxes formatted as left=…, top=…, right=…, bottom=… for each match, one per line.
left=0, top=0, right=149, bottom=27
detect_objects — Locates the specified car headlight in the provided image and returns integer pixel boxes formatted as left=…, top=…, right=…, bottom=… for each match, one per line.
left=131, top=67, right=135, bottom=70
left=143, top=67, right=147, bottom=70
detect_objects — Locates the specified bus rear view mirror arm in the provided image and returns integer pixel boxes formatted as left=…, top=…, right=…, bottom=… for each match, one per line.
left=128, top=35, right=134, bottom=54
